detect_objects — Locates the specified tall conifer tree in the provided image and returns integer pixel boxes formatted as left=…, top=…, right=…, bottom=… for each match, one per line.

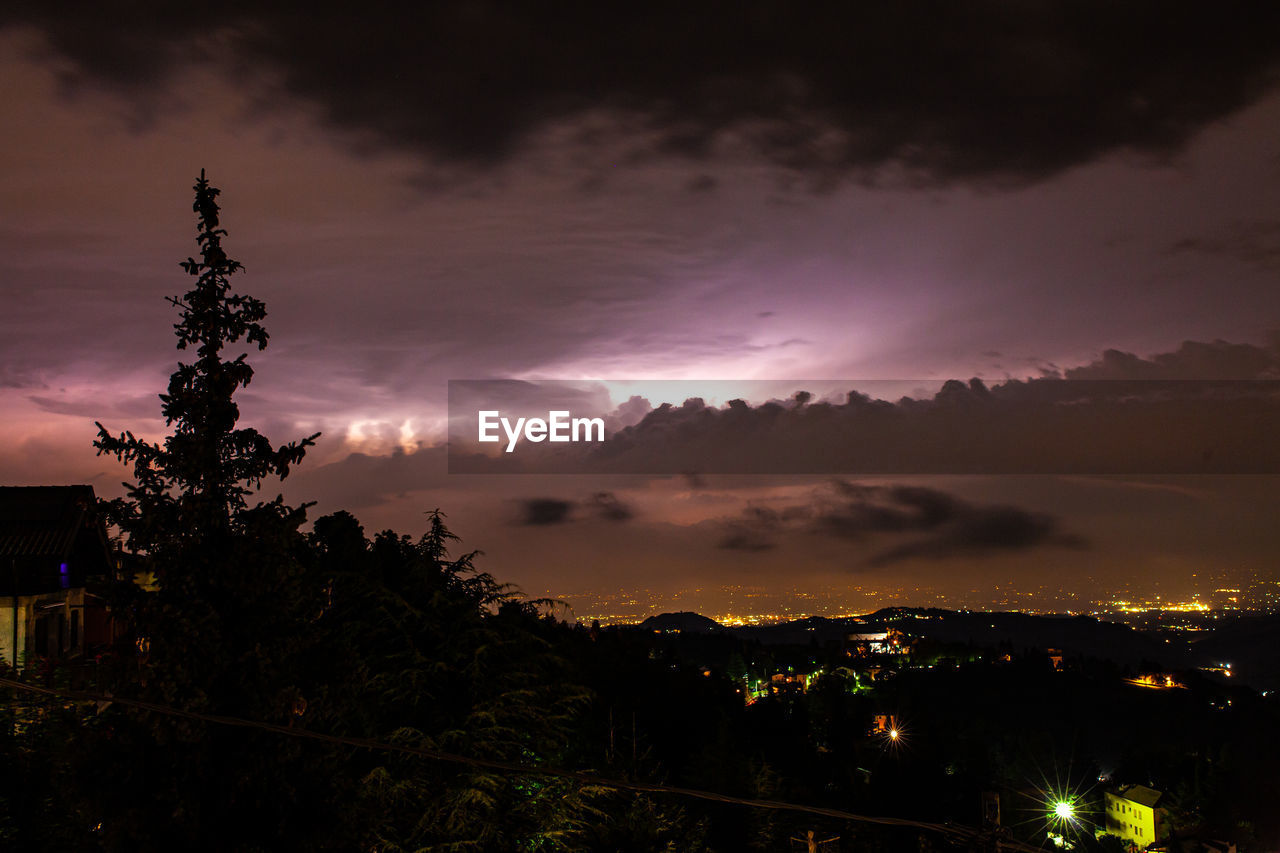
left=92, top=172, right=326, bottom=851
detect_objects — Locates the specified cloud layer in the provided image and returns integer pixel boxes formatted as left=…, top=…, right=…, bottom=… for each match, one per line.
left=716, top=480, right=1084, bottom=566
left=450, top=366, right=1280, bottom=475
left=7, top=2, right=1280, bottom=183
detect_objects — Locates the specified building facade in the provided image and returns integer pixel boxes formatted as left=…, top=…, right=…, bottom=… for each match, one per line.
left=1103, top=784, right=1166, bottom=850
left=0, top=485, right=114, bottom=666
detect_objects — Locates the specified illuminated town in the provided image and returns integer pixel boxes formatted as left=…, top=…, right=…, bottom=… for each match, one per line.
left=552, top=570, right=1280, bottom=627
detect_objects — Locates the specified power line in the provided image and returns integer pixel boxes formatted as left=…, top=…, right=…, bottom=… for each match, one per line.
left=0, top=676, right=1041, bottom=851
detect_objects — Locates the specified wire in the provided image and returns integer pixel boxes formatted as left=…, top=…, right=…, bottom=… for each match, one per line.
left=0, top=676, right=1041, bottom=851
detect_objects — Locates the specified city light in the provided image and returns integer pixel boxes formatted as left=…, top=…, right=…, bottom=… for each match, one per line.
left=879, top=716, right=908, bottom=752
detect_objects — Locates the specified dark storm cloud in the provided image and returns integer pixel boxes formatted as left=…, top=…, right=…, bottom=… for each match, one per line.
left=1062, top=337, right=1280, bottom=380
left=816, top=483, right=965, bottom=539
left=714, top=481, right=1082, bottom=565
left=866, top=505, right=1081, bottom=567
left=589, top=491, right=633, bottom=522
left=517, top=491, right=633, bottom=526
left=8, top=2, right=1280, bottom=182
left=845, top=485, right=1086, bottom=567
left=718, top=505, right=785, bottom=551
left=520, top=498, right=574, bottom=526
left=683, top=471, right=708, bottom=490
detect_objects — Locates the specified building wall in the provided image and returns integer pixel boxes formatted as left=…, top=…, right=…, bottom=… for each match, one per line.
left=0, top=589, right=89, bottom=667
left=1104, top=791, right=1159, bottom=848
left=0, top=603, right=14, bottom=667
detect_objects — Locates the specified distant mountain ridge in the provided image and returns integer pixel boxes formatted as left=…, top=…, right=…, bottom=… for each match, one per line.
left=638, top=611, right=723, bottom=633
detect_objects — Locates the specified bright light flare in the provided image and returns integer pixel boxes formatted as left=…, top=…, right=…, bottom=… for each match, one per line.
left=1046, top=793, right=1084, bottom=833
left=879, top=716, right=907, bottom=752
left=1019, top=768, right=1095, bottom=843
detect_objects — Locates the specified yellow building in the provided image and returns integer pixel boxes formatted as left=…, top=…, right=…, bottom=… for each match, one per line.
left=1102, top=785, right=1165, bottom=849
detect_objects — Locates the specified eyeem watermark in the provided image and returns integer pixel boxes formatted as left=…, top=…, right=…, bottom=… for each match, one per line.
left=449, top=378, right=1280, bottom=474
left=478, top=410, right=605, bottom=453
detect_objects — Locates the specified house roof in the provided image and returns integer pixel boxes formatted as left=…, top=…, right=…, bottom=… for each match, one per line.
left=1117, top=784, right=1164, bottom=808
left=0, top=485, right=103, bottom=559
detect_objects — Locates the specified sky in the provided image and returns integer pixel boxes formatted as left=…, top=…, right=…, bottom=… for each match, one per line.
left=2, top=3, right=1279, bottom=615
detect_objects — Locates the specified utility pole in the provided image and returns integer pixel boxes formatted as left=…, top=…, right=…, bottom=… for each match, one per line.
left=980, top=791, right=1010, bottom=853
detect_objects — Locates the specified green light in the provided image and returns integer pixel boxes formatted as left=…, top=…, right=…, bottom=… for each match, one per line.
left=1053, top=801, right=1074, bottom=820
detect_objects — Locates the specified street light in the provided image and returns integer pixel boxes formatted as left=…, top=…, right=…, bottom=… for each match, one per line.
left=1045, top=792, right=1086, bottom=846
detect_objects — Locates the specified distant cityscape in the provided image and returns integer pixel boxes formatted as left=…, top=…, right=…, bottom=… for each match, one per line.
left=546, top=568, right=1280, bottom=627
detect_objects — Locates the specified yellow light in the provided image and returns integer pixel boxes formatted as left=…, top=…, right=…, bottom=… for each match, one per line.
left=1053, top=801, right=1074, bottom=820
left=889, top=729, right=899, bottom=740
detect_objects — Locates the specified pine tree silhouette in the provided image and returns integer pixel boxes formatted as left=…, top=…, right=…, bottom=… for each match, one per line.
left=91, top=171, right=327, bottom=852
left=96, top=169, right=317, bottom=580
